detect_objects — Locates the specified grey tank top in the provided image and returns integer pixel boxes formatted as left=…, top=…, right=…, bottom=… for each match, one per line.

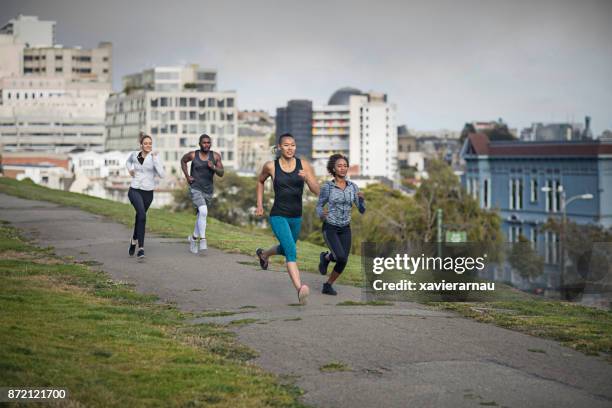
left=190, top=150, right=215, bottom=195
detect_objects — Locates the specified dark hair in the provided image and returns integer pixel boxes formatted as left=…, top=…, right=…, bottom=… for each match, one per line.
left=327, top=154, right=349, bottom=176
left=278, top=133, right=295, bottom=144
left=139, top=134, right=152, bottom=144
left=199, top=134, right=211, bottom=144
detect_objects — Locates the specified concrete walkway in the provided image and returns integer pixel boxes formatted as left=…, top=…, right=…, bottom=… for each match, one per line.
left=1, top=193, right=611, bottom=408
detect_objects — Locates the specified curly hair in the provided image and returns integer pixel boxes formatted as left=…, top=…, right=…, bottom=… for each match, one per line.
left=326, top=153, right=349, bottom=176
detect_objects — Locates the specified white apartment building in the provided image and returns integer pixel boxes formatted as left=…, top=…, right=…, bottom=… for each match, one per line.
left=349, top=92, right=397, bottom=180
left=309, top=88, right=397, bottom=180
left=105, top=65, right=237, bottom=174
left=0, top=15, right=111, bottom=153
left=70, top=150, right=130, bottom=178
left=312, top=104, right=350, bottom=176
left=0, top=77, right=109, bottom=152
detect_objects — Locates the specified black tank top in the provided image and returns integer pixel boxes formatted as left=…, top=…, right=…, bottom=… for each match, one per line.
left=270, top=158, right=304, bottom=217
left=190, top=150, right=215, bottom=195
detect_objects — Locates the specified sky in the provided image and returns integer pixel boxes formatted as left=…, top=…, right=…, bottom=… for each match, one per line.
left=2, top=0, right=612, bottom=134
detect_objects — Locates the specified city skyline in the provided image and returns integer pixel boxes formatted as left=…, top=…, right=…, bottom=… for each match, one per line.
left=2, top=0, right=611, bottom=134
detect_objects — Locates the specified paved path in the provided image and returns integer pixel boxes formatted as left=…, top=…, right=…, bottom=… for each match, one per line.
left=1, top=193, right=611, bottom=408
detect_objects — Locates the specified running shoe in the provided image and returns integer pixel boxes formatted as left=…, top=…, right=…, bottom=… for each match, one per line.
left=199, top=238, right=207, bottom=251
left=298, top=284, right=310, bottom=305
left=322, top=282, right=337, bottom=296
left=137, top=248, right=145, bottom=259
left=319, top=251, right=330, bottom=275
left=256, top=248, right=268, bottom=270
left=129, top=239, right=136, bottom=256
left=188, top=235, right=198, bottom=254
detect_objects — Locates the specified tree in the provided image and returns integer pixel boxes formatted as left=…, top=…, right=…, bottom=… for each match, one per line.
left=508, top=235, right=544, bottom=280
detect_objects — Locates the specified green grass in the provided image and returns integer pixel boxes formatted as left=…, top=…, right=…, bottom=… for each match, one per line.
left=0, top=221, right=307, bottom=407
left=2, top=177, right=612, bottom=358
left=319, top=361, right=351, bottom=373
left=437, top=301, right=612, bottom=356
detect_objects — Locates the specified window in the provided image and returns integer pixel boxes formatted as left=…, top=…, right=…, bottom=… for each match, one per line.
left=160, top=97, right=168, bottom=107
left=189, top=98, right=197, bottom=107
left=554, top=180, right=562, bottom=212
left=197, top=72, right=216, bottom=81
left=530, top=178, right=538, bottom=202
left=530, top=227, right=537, bottom=249
left=509, top=178, right=523, bottom=210
left=226, top=98, right=234, bottom=107
left=545, top=231, right=558, bottom=264
left=207, top=98, right=216, bottom=107
left=55, top=67, right=63, bottom=73
left=179, top=111, right=187, bottom=121
left=482, top=178, right=490, bottom=209
left=180, top=137, right=188, bottom=147
left=508, top=225, right=523, bottom=243
left=170, top=124, right=178, bottom=133
left=151, top=98, right=159, bottom=108
left=55, top=55, right=63, bottom=60
left=179, top=97, right=187, bottom=107
left=189, top=111, right=197, bottom=120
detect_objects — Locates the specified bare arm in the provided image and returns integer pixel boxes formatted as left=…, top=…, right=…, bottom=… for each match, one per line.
left=180, top=151, right=195, bottom=184
left=210, top=152, right=224, bottom=177
left=255, top=161, right=273, bottom=216
left=301, top=160, right=320, bottom=196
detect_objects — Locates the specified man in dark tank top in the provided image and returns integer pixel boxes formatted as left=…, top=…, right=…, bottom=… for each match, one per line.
left=255, top=133, right=320, bottom=305
left=180, top=134, right=224, bottom=254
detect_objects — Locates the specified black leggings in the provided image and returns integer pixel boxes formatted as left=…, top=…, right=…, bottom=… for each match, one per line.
left=322, top=222, right=352, bottom=274
left=128, top=188, right=154, bottom=247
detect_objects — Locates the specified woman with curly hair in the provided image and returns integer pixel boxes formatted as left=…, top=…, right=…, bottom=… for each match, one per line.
left=316, top=153, right=365, bottom=295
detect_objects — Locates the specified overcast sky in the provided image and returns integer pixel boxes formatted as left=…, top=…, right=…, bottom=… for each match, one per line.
left=3, top=0, right=611, bottom=134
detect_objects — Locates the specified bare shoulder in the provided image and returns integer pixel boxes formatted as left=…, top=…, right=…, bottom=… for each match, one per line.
left=181, top=150, right=195, bottom=161
left=260, top=160, right=274, bottom=179
left=213, top=151, right=223, bottom=161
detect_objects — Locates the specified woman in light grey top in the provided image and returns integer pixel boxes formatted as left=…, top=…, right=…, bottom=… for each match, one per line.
left=316, top=153, right=366, bottom=296
left=125, top=134, right=165, bottom=259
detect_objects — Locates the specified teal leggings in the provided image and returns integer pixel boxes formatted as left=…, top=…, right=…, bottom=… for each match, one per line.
left=269, top=216, right=302, bottom=262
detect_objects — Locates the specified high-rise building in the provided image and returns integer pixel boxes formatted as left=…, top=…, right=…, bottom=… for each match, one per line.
left=105, top=65, right=237, bottom=174
left=348, top=91, right=397, bottom=180
left=275, top=100, right=312, bottom=160
left=311, top=88, right=362, bottom=175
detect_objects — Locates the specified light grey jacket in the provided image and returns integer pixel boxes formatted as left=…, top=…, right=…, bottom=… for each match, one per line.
left=316, top=179, right=366, bottom=226
left=126, top=151, right=165, bottom=191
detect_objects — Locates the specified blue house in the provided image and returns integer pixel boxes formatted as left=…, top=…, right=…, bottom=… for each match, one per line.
left=461, top=133, right=612, bottom=242
left=460, top=134, right=612, bottom=298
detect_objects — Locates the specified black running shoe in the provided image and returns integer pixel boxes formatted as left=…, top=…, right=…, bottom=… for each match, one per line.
left=256, top=248, right=268, bottom=270
left=319, top=251, right=330, bottom=275
left=137, top=248, right=145, bottom=259
left=129, top=240, right=136, bottom=256
left=322, top=282, right=337, bottom=296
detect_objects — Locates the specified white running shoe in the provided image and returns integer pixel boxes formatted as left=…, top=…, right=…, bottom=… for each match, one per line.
left=199, top=238, right=207, bottom=251
left=188, top=235, right=198, bottom=254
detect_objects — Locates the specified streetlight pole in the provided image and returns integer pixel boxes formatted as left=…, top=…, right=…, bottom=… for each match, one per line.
left=542, top=185, right=593, bottom=300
